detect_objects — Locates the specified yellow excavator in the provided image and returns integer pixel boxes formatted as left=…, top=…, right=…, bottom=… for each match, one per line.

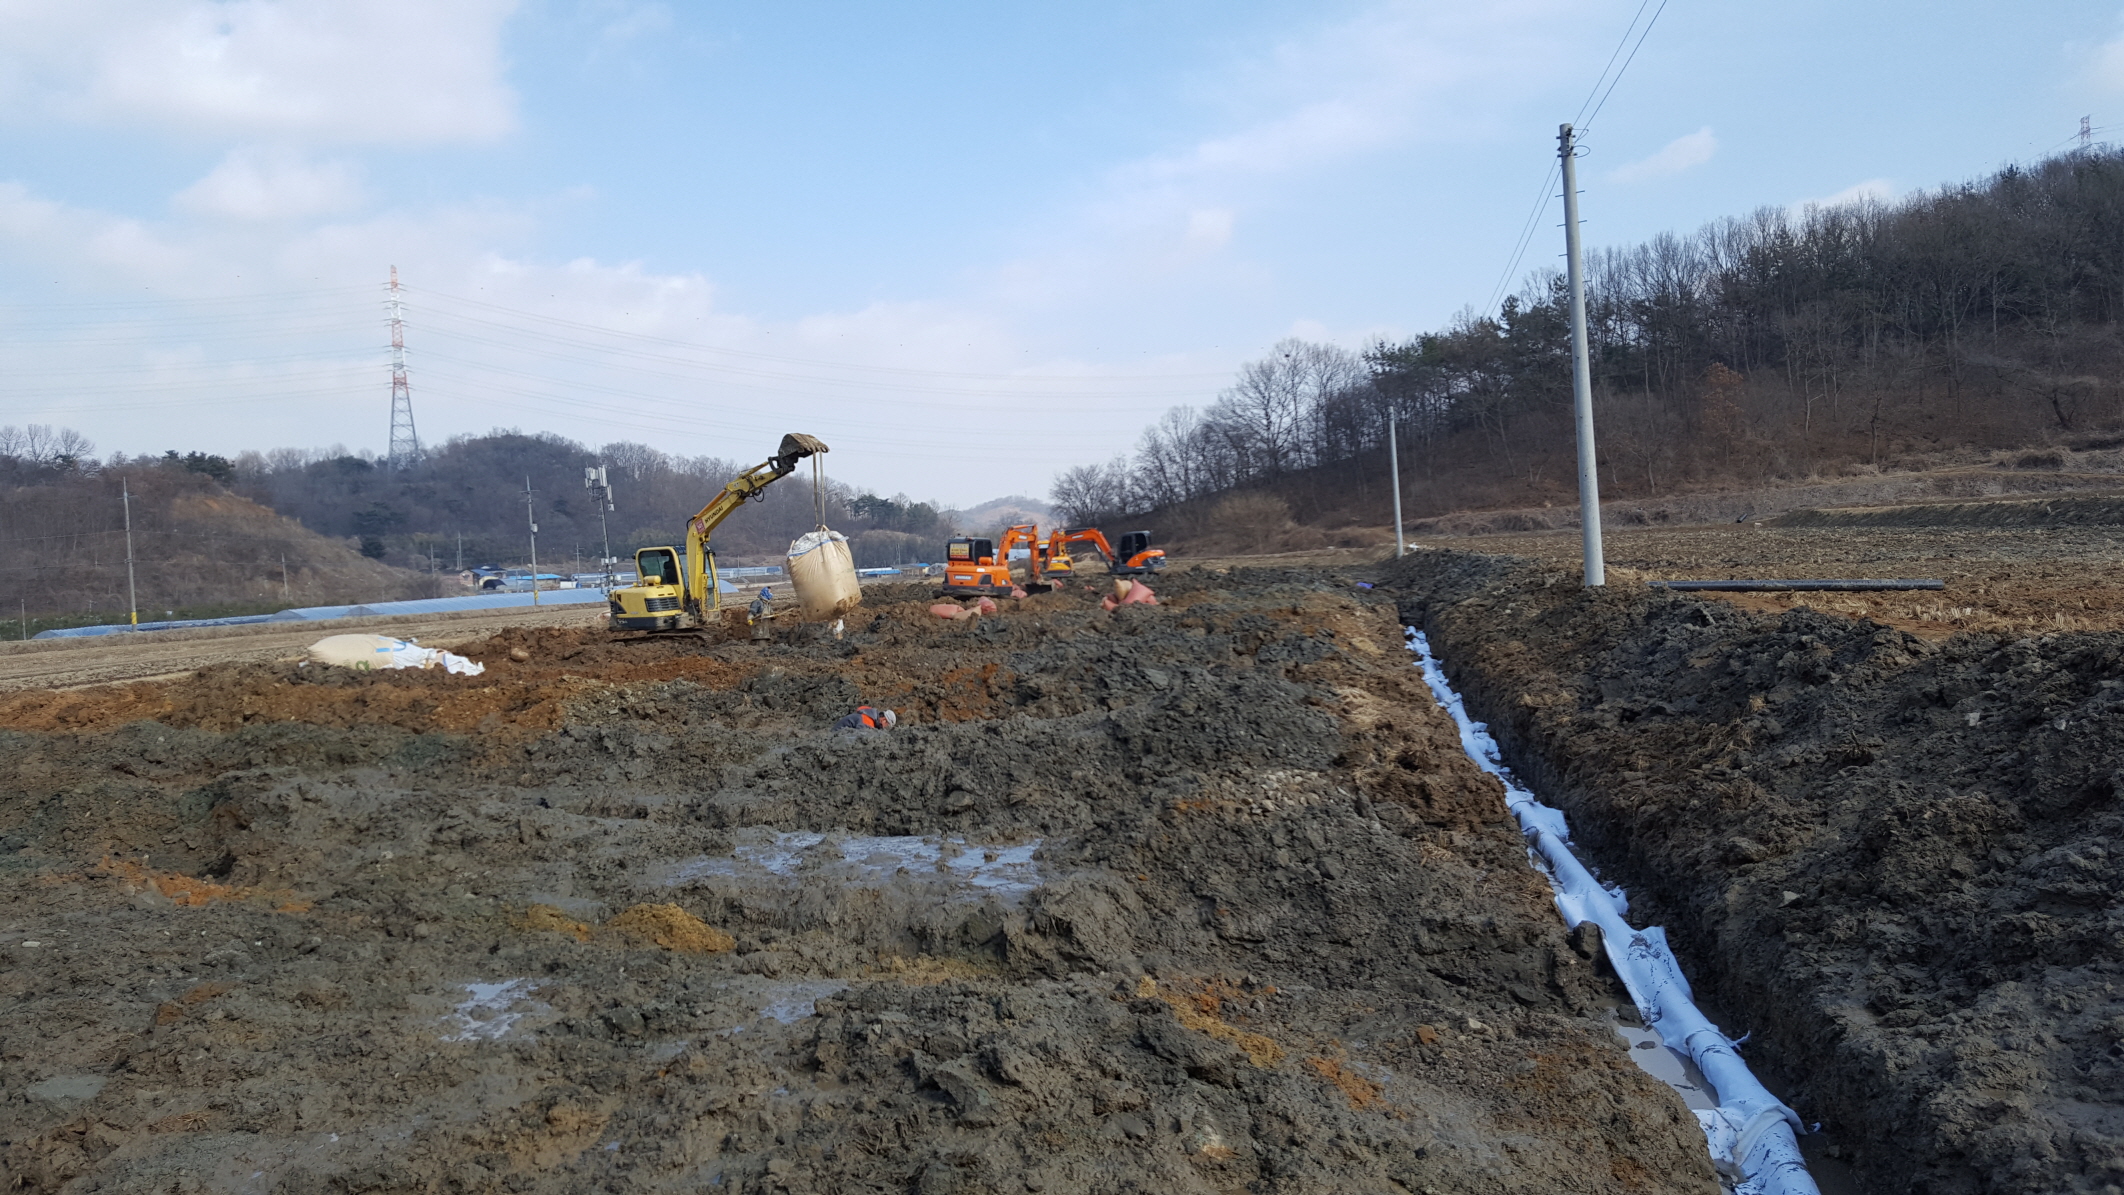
left=607, top=433, right=827, bottom=633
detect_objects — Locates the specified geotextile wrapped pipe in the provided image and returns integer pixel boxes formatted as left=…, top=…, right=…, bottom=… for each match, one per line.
left=1407, top=629, right=1820, bottom=1195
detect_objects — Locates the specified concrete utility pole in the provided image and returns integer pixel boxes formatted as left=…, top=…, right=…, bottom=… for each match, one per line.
left=1387, top=413, right=1405, bottom=557
left=122, top=480, right=139, bottom=626
left=1559, top=123, right=1606, bottom=587
left=524, top=477, right=541, bottom=606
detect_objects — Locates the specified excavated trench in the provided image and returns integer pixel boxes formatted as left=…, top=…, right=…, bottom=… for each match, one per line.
left=0, top=570, right=1735, bottom=1194
left=1383, top=548, right=2124, bottom=1195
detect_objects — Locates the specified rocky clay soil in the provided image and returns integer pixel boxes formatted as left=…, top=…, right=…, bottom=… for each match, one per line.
left=1385, top=523, right=2124, bottom=1195
left=0, top=571, right=1714, bottom=1195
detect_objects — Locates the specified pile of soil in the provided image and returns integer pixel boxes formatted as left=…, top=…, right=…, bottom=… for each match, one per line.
left=0, top=573, right=1713, bottom=1193
left=1385, top=547, right=2124, bottom=1195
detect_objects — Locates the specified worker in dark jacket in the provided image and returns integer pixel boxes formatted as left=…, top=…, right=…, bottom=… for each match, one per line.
left=835, top=706, right=897, bottom=730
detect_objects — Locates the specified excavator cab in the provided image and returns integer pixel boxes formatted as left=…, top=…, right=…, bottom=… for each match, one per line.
left=609, top=546, right=687, bottom=631
left=605, top=432, right=828, bottom=637
left=1110, top=531, right=1166, bottom=576
left=1039, top=529, right=1077, bottom=578
left=941, top=537, right=1011, bottom=596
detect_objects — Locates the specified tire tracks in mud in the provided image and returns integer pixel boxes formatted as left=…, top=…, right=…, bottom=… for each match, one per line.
left=0, top=572, right=1717, bottom=1194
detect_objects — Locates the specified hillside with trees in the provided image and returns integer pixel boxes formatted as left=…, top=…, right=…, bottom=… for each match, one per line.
left=0, top=429, right=431, bottom=630
left=230, top=432, right=955, bottom=572
left=1, top=425, right=969, bottom=622
left=1052, top=148, right=2124, bottom=541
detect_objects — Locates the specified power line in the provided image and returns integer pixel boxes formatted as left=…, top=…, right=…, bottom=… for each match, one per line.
left=1484, top=0, right=1671, bottom=317
left=410, top=286, right=1233, bottom=383
left=1572, top=0, right=1656, bottom=130
left=1580, top=0, right=1670, bottom=135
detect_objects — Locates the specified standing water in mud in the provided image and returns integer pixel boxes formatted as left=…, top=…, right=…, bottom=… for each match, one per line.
left=2, top=572, right=1719, bottom=1193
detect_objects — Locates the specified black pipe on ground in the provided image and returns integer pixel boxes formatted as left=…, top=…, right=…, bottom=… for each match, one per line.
left=1649, top=579, right=1945, bottom=592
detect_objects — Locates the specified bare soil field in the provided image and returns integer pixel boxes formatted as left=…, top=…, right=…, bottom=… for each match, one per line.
left=1440, top=520, right=2124, bottom=638
left=0, top=571, right=1713, bottom=1194
left=1385, top=522, right=2124, bottom=1195
left=0, top=604, right=610, bottom=694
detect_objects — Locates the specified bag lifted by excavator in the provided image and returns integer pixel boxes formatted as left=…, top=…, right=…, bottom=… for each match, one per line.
left=607, top=433, right=831, bottom=634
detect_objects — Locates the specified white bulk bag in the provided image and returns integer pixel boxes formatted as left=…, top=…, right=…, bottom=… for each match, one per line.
left=786, top=528, right=862, bottom=621
left=307, top=633, right=485, bottom=676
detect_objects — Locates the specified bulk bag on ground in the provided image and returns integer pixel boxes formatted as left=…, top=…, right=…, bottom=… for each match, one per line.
left=307, top=634, right=485, bottom=676
left=786, top=528, right=862, bottom=621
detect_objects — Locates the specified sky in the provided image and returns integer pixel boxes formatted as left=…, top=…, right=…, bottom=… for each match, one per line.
left=3, top=0, right=2124, bottom=507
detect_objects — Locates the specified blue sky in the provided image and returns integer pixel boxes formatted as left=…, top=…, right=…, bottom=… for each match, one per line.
left=2, top=1, right=2122, bottom=506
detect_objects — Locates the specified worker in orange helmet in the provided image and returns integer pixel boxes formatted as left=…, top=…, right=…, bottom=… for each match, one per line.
left=834, top=706, right=897, bottom=731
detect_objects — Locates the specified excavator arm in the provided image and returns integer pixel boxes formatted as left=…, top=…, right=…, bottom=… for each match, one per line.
left=681, top=433, right=828, bottom=617
left=1056, top=526, right=1166, bottom=577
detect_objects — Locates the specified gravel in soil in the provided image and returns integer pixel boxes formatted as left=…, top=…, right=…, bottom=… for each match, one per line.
left=0, top=573, right=1712, bottom=1194
left=1386, top=541, right=2124, bottom=1195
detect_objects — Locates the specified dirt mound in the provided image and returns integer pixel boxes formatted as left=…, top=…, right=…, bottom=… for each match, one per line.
left=0, top=568, right=1716, bottom=1194
left=1385, top=547, right=2124, bottom=1194
left=605, top=902, right=736, bottom=953
left=1772, top=491, right=2124, bottom=528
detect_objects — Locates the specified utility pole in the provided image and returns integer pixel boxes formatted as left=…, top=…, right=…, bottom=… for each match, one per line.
left=1387, top=411, right=1405, bottom=557
left=281, top=553, right=290, bottom=602
left=122, top=479, right=140, bottom=626
left=585, top=464, right=616, bottom=589
left=1559, top=123, right=1606, bottom=587
left=455, top=531, right=463, bottom=572
left=524, top=477, right=540, bottom=606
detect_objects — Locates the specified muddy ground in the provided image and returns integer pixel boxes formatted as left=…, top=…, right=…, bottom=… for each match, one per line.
left=1385, top=525, right=2124, bottom=1195
left=0, top=571, right=1714, bottom=1194
left=1439, top=520, right=2124, bottom=638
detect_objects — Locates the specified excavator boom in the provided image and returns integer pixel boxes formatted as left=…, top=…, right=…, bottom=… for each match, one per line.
left=682, top=433, right=829, bottom=614
left=607, top=433, right=827, bottom=634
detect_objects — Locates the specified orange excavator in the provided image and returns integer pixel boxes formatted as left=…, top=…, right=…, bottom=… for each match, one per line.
left=1040, top=527, right=1166, bottom=579
left=942, top=523, right=1053, bottom=597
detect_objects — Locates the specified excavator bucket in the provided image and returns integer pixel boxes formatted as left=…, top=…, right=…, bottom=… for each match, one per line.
left=776, top=433, right=828, bottom=464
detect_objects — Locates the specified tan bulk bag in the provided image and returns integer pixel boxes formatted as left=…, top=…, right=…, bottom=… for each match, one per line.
left=786, top=527, right=862, bottom=620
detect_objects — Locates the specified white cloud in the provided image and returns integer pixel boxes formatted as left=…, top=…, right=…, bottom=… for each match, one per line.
left=1184, top=208, right=1235, bottom=252
left=1607, top=127, right=1717, bottom=184
left=1790, top=178, right=1897, bottom=216
left=0, top=0, right=518, bottom=143
left=174, top=148, right=365, bottom=221
left=988, top=0, right=1580, bottom=318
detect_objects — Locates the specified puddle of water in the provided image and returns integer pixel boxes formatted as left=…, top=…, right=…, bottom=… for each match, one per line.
left=709, top=978, right=850, bottom=1032
left=440, top=979, right=546, bottom=1042
left=1615, top=1021, right=1717, bottom=1110
left=668, top=832, right=1043, bottom=900
left=758, top=980, right=845, bottom=1024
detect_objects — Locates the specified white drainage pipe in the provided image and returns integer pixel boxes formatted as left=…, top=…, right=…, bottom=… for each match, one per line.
left=1408, top=629, right=1819, bottom=1195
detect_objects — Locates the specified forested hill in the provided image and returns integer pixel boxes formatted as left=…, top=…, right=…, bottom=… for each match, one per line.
left=0, top=427, right=963, bottom=622
left=1050, top=148, right=2124, bottom=538
left=235, top=432, right=954, bottom=570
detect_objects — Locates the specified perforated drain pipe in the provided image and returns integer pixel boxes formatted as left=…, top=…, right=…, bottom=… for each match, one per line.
left=1407, top=629, right=1819, bottom=1195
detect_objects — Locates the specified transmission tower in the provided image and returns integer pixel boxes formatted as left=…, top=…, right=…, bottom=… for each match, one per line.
left=386, top=266, right=422, bottom=469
